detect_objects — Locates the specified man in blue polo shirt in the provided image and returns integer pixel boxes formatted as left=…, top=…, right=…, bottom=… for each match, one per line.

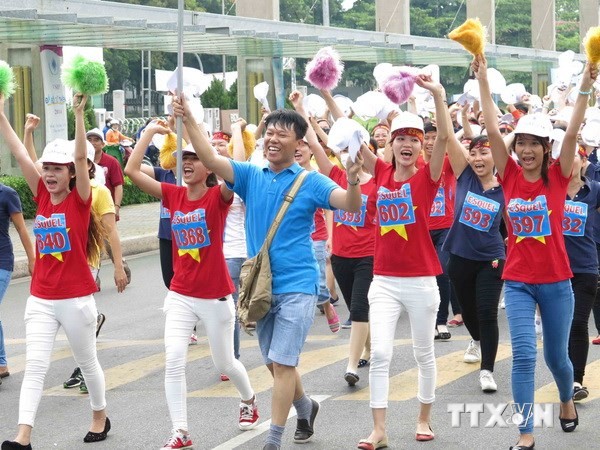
left=173, top=96, right=363, bottom=450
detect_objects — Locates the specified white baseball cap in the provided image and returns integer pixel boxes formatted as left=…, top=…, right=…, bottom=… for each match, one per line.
left=390, top=111, right=424, bottom=134
left=38, top=139, right=74, bottom=164
left=513, top=113, right=553, bottom=139
left=86, top=128, right=106, bottom=143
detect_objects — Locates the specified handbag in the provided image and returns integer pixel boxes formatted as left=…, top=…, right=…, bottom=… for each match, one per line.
left=237, top=170, right=309, bottom=330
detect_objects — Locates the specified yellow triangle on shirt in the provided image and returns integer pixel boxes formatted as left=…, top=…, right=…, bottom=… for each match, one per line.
left=380, top=224, right=408, bottom=240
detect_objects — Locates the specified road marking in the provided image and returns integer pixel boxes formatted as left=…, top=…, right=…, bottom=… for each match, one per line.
left=534, top=358, right=600, bottom=404
left=211, top=395, right=330, bottom=450
left=337, top=343, right=513, bottom=401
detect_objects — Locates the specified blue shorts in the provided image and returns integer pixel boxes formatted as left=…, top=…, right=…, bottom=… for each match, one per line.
left=256, top=292, right=317, bottom=366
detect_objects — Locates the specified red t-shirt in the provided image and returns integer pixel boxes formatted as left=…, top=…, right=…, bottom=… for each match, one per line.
left=428, top=156, right=455, bottom=230
left=162, top=183, right=235, bottom=298
left=98, top=152, right=124, bottom=202
left=499, top=157, right=573, bottom=283
left=329, top=165, right=376, bottom=258
left=31, top=182, right=97, bottom=299
left=311, top=208, right=328, bottom=242
left=373, top=158, right=442, bottom=276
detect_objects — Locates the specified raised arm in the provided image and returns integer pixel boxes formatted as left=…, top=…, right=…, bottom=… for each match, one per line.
left=124, top=120, right=170, bottom=199
left=328, top=151, right=364, bottom=212
left=416, top=75, right=447, bottom=182
left=23, top=114, right=40, bottom=163
left=444, top=103, right=469, bottom=178
left=290, top=90, right=334, bottom=177
left=172, top=95, right=234, bottom=183
left=73, top=94, right=91, bottom=202
left=320, top=88, right=345, bottom=121
left=472, top=55, right=509, bottom=178
left=560, top=62, right=597, bottom=178
left=0, top=96, right=40, bottom=193
left=360, top=142, right=379, bottom=175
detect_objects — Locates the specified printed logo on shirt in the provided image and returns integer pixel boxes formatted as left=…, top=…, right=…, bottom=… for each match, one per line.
left=459, top=191, right=501, bottom=232
left=171, top=208, right=211, bottom=262
left=562, top=200, right=587, bottom=237
left=334, top=194, right=368, bottom=228
left=33, top=213, right=71, bottom=261
left=506, top=195, right=551, bottom=243
left=430, top=186, right=445, bottom=217
left=160, top=201, right=171, bottom=219
left=377, top=185, right=416, bottom=240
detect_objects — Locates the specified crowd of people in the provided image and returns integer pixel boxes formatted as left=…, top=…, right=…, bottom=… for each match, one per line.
left=1, top=50, right=600, bottom=450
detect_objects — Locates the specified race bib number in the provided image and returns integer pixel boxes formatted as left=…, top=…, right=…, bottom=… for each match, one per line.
left=563, top=200, right=587, bottom=237
left=506, top=195, right=551, bottom=238
left=459, top=191, right=500, bottom=232
left=160, top=201, right=171, bottom=219
left=334, top=194, right=368, bottom=227
left=430, top=186, right=445, bottom=217
left=377, top=185, right=416, bottom=227
left=171, top=208, right=211, bottom=250
left=33, top=213, right=71, bottom=255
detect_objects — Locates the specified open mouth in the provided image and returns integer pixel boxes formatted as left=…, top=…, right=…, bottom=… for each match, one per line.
left=400, top=149, right=413, bottom=158
left=521, top=156, right=535, bottom=164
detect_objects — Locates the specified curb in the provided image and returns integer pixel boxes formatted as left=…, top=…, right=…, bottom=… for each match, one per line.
left=11, top=234, right=159, bottom=280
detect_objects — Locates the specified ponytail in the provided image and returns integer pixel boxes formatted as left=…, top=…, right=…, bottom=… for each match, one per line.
left=87, top=208, right=107, bottom=265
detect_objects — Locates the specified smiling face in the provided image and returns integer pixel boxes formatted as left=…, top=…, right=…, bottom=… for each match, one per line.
left=87, top=135, right=104, bottom=156
left=264, top=122, right=302, bottom=170
left=423, top=130, right=437, bottom=157
left=181, top=153, right=211, bottom=185
left=294, top=140, right=312, bottom=167
left=514, top=133, right=548, bottom=174
left=212, top=138, right=229, bottom=157
left=373, top=127, right=389, bottom=149
left=392, top=129, right=423, bottom=168
left=41, top=164, right=73, bottom=195
left=467, top=139, right=494, bottom=178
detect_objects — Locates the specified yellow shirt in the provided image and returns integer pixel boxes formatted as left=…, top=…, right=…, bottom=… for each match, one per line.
left=89, top=179, right=115, bottom=268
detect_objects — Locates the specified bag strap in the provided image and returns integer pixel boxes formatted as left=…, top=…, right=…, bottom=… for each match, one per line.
left=263, top=170, right=309, bottom=250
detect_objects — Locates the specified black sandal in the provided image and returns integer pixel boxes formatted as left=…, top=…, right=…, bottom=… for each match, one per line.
left=358, top=359, right=369, bottom=368
left=435, top=325, right=451, bottom=341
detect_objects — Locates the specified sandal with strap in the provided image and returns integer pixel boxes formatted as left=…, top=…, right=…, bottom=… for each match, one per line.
left=435, top=325, right=451, bottom=341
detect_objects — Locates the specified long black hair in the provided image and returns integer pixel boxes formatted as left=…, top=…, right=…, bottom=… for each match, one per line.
left=510, top=134, right=551, bottom=186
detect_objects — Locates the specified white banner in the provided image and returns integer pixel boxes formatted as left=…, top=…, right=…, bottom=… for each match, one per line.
left=40, top=46, right=67, bottom=141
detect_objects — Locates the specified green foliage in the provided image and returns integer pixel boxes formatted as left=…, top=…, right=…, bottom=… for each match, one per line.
left=200, top=79, right=237, bottom=109
left=0, top=175, right=157, bottom=220
left=66, top=100, right=97, bottom=140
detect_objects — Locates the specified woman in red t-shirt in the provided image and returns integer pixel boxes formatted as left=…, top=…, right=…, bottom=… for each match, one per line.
left=125, top=121, right=258, bottom=449
left=474, top=55, right=596, bottom=450
left=1, top=94, right=110, bottom=449
left=355, top=76, right=448, bottom=448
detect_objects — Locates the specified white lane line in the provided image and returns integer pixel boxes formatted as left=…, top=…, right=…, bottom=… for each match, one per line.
left=212, top=394, right=330, bottom=450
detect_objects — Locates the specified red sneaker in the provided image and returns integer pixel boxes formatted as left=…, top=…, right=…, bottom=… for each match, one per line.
left=220, top=373, right=230, bottom=381
left=239, top=399, right=259, bottom=430
left=592, top=335, right=600, bottom=345
left=161, top=429, right=193, bottom=449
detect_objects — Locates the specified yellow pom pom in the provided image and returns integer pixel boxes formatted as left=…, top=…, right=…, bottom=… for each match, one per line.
left=159, top=133, right=178, bottom=170
left=584, top=27, right=600, bottom=65
left=448, top=18, right=487, bottom=56
left=227, top=129, right=256, bottom=161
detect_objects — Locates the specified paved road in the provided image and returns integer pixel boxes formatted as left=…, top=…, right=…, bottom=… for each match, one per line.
left=1, top=252, right=599, bottom=449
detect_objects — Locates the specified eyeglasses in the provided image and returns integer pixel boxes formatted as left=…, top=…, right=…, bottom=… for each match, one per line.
left=499, top=128, right=511, bottom=133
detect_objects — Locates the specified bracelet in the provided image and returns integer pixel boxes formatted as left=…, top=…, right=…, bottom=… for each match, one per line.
left=347, top=178, right=360, bottom=186
left=579, top=89, right=592, bottom=95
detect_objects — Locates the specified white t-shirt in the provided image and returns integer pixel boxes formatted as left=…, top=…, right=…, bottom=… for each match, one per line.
left=223, top=193, right=247, bottom=259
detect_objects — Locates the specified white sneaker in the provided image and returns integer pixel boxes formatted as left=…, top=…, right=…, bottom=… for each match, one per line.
left=464, top=340, right=481, bottom=363
left=499, top=297, right=505, bottom=309
left=480, top=370, right=497, bottom=392
left=535, top=315, right=543, bottom=336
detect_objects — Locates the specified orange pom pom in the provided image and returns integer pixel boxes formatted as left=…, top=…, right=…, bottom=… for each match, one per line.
left=227, top=129, right=256, bottom=161
left=584, top=27, right=600, bottom=65
left=448, top=18, right=487, bottom=56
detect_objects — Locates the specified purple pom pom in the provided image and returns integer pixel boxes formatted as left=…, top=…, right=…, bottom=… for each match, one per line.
left=382, top=71, right=416, bottom=105
left=305, top=47, right=344, bottom=91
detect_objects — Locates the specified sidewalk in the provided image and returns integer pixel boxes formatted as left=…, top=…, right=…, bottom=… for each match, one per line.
left=9, top=201, right=161, bottom=279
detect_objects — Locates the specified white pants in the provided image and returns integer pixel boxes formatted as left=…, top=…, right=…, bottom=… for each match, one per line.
left=20, top=295, right=106, bottom=426
left=368, top=275, right=440, bottom=408
left=163, top=291, right=254, bottom=430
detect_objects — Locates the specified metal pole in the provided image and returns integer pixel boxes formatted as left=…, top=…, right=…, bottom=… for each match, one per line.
left=176, top=0, right=184, bottom=186
left=323, top=0, right=330, bottom=27
left=222, top=0, right=226, bottom=84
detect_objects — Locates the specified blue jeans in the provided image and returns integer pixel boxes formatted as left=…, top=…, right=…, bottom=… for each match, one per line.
left=312, top=240, right=330, bottom=306
left=0, top=269, right=12, bottom=366
left=504, top=280, right=574, bottom=434
left=226, top=257, right=245, bottom=360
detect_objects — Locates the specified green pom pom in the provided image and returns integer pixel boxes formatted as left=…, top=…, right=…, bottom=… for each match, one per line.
left=0, top=60, right=16, bottom=98
left=61, top=55, right=109, bottom=96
